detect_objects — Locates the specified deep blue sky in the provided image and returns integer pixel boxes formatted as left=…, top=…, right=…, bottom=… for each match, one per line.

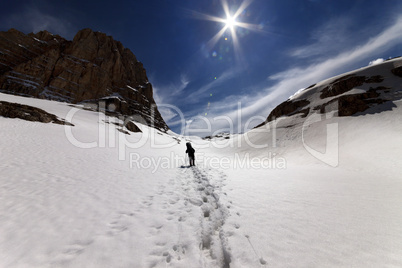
left=1, top=0, right=402, bottom=135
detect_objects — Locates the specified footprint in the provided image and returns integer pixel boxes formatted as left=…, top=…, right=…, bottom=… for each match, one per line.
left=203, top=210, right=210, bottom=218
left=110, top=224, right=128, bottom=233
left=172, top=244, right=186, bottom=260
left=108, top=221, right=129, bottom=236
left=157, top=185, right=165, bottom=195
left=62, top=239, right=93, bottom=257
left=64, top=245, right=84, bottom=256
left=188, top=198, right=203, bottom=206
left=142, top=200, right=152, bottom=207
left=168, top=197, right=179, bottom=204
left=260, top=257, right=267, bottom=265
left=201, top=235, right=212, bottom=250
left=163, top=251, right=172, bottom=263
left=155, top=241, right=166, bottom=246
left=119, top=211, right=135, bottom=217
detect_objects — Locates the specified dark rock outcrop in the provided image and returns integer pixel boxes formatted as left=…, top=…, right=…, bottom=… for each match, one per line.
left=0, top=28, right=167, bottom=131
left=391, top=66, right=402, bottom=77
left=315, top=86, right=390, bottom=116
left=125, top=121, right=142, bottom=133
left=260, top=74, right=385, bottom=125
left=254, top=99, right=310, bottom=129
left=320, top=75, right=383, bottom=99
left=267, top=99, right=310, bottom=121
left=0, top=101, right=73, bottom=125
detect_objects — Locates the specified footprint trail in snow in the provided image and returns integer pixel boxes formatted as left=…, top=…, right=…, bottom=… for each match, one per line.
left=190, top=167, right=232, bottom=268
left=145, top=165, right=234, bottom=268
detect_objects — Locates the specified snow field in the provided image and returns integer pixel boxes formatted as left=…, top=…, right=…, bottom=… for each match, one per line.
left=1, top=91, right=402, bottom=267
left=0, top=94, right=242, bottom=267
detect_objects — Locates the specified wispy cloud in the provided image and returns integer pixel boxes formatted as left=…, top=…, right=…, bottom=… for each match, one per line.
left=152, top=73, right=190, bottom=126
left=186, top=67, right=242, bottom=104
left=153, top=65, right=244, bottom=130
left=153, top=73, right=190, bottom=104
left=185, top=15, right=402, bottom=136
left=1, top=6, right=74, bottom=38
left=290, top=16, right=354, bottom=59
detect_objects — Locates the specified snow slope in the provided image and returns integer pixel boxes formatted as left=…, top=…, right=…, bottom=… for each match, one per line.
left=1, top=58, right=402, bottom=268
left=0, top=93, right=238, bottom=268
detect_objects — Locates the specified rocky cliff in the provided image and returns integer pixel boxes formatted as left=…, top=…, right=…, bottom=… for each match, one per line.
left=0, top=28, right=168, bottom=130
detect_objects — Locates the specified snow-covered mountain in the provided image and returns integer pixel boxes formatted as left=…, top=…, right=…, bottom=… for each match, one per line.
left=258, top=56, right=402, bottom=126
left=242, top=57, right=402, bottom=165
left=1, top=56, right=402, bottom=267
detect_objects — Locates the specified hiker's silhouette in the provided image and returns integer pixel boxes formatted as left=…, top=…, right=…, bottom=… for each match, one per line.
left=186, top=142, right=195, bottom=166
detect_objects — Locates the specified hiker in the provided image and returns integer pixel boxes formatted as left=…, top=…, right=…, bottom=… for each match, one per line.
left=186, top=142, right=195, bottom=166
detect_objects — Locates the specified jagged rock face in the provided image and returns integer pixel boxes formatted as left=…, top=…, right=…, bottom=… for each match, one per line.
left=0, top=28, right=167, bottom=131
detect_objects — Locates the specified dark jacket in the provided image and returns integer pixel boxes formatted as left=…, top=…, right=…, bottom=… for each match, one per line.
left=186, top=143, right=195, bottom=158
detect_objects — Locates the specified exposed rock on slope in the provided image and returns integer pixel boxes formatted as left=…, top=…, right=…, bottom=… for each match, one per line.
left=0, top=101, right=73, bottom=125
left=266, top=99, right=310, bottom=122
left=258, top=58, right=402, bottom=127
left=0, top=28, right=167, bottom=130
left=391, top=66, right=402, bottom=77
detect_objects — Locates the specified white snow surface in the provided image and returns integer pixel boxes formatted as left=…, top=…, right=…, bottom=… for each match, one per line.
left=1, top=86, right=402, bottom=267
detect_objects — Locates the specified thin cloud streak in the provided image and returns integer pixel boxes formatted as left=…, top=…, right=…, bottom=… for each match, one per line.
left=153, top=74, right=190, bottom=104
left=153, top=74, right=190, bottom=126
left=290, top=16, right=353, bottom=59
left=1, top=6, right=73, bottom=39
left=186, top=67, right=243, bottom=104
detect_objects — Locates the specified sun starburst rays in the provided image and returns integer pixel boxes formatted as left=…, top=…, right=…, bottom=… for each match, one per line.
left=232, top=0, right=253, bottom=18
left=190, top=0, right=260, bottom=63
left=206, top=26, right=228, bottom=52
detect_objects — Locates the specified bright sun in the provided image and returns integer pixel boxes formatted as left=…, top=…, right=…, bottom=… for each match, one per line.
left=225, top=15, right=237, bottom=29
left=191, top=0, right=262, bottom=61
